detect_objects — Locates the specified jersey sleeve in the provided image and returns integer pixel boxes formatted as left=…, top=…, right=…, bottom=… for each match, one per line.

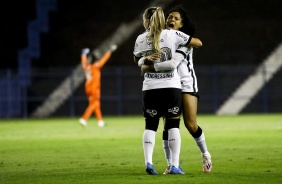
left=173, top=30, right=192, bottom=47
left=133, top=33, right=147, bottom=58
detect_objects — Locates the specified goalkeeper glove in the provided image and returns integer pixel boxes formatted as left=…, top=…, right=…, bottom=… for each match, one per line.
left=81, top=48, right=90, bottom=55
left=110, top=44, right=117, bottom=52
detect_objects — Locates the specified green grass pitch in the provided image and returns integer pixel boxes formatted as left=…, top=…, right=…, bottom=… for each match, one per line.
left=0, top=114, right=281, bottom=184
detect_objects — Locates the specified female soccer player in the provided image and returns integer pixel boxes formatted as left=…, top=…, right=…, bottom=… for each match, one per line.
left=79, top=45, right=117, bottom=127
left=139, top=5, right=212, bottom=173
left=133, top=7, right=202, bottom=175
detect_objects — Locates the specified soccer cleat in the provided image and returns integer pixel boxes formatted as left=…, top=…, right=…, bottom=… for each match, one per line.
left=145, top=162, right=158, bottom=175
left=169, top=165, right=185, bottom=174
left=79, top=118, right=87, bottom=127
left=98, top=120, right=105, bottom=127
left=178, top=165, right=185, bottom=174
left=202, top=152, right=212, bottom=173
left=163, top=165, right=171, bottom=174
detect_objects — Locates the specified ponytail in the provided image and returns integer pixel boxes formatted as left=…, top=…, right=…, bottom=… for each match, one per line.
left=144, top=7, right=165, bottom=53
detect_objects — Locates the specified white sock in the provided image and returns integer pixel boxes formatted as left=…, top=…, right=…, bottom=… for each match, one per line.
left=168, top=128, right=181, bottom=168
left=162, top=140, right=171, bottom=165
left=143, top=129, right=156, bottom=166
left=194, top=132, right=208, bottom=154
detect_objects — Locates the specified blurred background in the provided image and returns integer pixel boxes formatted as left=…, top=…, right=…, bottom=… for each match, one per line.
left=0, top=0, right=282, bottom=118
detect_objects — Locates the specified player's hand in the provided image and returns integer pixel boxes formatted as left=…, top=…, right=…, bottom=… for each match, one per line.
left=110, top=44, right=117, bottom=52
left=141, top=64, right=154, bottom=73
left=144, top=53, right=161, bottom=64
left=81, top=48, right=90, bottom=55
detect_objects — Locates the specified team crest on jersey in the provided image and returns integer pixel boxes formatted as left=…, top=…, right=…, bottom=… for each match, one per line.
left=176, top=31, right=188, bottom=42
left=146, top=37, right=152, bottom=45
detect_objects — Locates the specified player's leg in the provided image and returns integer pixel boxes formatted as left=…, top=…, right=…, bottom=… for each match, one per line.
left=79, top=96, right=95, bottom=126
left=182, top=93, right=212, bottom=172
left=93, top=100, right=105, bottom=127
left=142, top=89, right=161, bottom=175
left=143, top=117, right=159, bottom=175
left=162, top=122, right=171, bottom=174
left=165, top=118, right=184, bottom=174
left=164, top=88, right=184, bottom=174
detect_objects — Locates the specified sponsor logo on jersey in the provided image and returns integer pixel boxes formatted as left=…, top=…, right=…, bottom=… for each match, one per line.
left=145, top=72, right=174, bottom=79
left=176, top=31, right=188, bottom=42
left=146, top=109, right=157, bottom=117
left=168, top=107, right=179, bottom=114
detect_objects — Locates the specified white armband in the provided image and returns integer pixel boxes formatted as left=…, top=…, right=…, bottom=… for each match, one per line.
left=154, top=53, right=184, bottom=72
left=138, top=57, right=145, bottom=67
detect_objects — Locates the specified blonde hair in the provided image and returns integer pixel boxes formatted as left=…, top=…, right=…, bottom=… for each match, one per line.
left=143, top=7, right=165, bottom=53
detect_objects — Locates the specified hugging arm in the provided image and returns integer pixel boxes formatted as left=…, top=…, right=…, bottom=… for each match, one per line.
left=139, top=52, right=185, bottom=73
left=188, top=37, right=202, bottom=48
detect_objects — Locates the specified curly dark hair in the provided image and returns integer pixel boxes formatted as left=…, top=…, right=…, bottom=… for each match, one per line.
left=166, top=4, right=196, bottom=36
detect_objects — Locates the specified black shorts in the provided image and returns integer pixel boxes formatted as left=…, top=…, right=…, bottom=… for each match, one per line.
left=142, top=88, right=182, bottom=119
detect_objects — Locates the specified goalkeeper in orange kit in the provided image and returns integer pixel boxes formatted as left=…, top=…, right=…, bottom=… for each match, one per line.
left=79, top=45, right=117, bottom=127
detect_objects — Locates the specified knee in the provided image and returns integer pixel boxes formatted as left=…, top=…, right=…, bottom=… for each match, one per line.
left=145, top=118, right=159, bottom=131
left=164, top=118, right=180, bottom=130
left=184, top=119, right=198, bottom=134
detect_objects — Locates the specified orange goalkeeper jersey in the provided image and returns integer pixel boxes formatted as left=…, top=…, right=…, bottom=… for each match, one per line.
left=81, top=51, right=112, bottom=97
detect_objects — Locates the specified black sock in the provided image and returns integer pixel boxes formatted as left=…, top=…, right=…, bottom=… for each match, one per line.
left=192, top=126, right=202, bottom=138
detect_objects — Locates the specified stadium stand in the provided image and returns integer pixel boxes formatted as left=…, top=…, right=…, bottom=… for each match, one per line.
left=1, top=0, right=282, bottom=117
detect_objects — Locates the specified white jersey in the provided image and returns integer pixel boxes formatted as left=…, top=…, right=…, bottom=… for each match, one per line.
left=177, top=46, right=199, bottom=93
left=133, top=29, right=191, bottom=91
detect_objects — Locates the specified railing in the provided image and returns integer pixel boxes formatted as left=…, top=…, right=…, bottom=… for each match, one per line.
left=0, top=64, right=281, bottom=119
